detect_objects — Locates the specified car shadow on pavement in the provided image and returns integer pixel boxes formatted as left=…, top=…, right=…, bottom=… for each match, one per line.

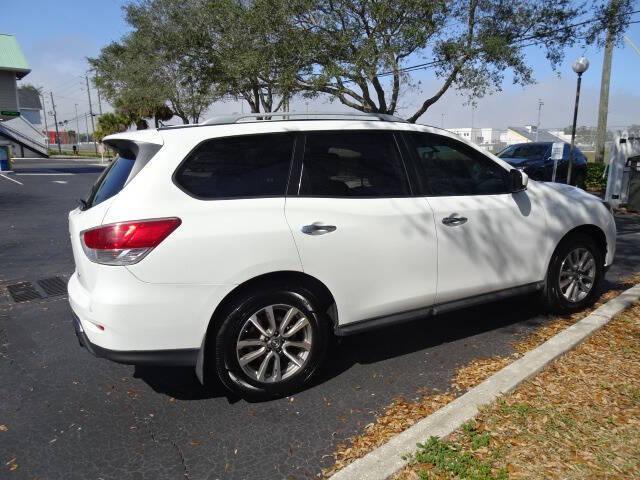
left=132, top=293, right=551, bottom=403
left=132, top=277, right=628, bottom=403
left=132, top=365, right=240, bottom=402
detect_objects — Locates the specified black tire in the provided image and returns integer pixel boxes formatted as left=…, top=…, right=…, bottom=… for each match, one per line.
left=542, top=233, right=604, bottom=314
left=213, top=287, right=329, bottom=399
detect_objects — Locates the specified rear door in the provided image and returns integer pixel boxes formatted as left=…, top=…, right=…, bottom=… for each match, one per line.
left=284, top=130, right=438, bottom=327
left=404, top=132, right=547, bottom=305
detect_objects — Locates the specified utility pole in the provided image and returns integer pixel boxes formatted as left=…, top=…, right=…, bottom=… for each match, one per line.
left=535, top=99, right=544, bottom=141
left=85, top=75, right=98, bottom=154
left=50, top=92, right=62, bottom=154
left=96, top=83, right=103, bottom=116
left=594, top=14, right=615, bottom=164
left=84, top=113, right=90, bottom=143
left=74, top=104, right=80, bottom=146
left=40, top=93, right=49, bottom=148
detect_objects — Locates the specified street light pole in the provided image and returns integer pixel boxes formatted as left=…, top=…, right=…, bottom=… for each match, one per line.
left=535, top=99, right=543, bottom=141
left=74, top=104, right=80, bottom=147
left=567, top=57, right=589, bottom=186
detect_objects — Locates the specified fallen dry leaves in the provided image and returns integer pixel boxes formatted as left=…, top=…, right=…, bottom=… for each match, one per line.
left=322, top=273, right=640, bottom=478
left=397, top=300, right=640, bottom=479
left=323, top=392, right=456, bottom=478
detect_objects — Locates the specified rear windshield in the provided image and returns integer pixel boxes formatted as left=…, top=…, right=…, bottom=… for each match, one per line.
left=498, top=144, right=549, bottom=161
left=86, top=156, right=135, bottom=208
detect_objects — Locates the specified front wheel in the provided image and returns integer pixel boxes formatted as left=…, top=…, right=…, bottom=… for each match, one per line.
left=213, top=288, right=329, bottom=399
left=542, top=233, right=604, bottom=313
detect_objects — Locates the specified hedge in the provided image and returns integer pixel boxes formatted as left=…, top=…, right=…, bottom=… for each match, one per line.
left=585, top=162, right=607, bottom=191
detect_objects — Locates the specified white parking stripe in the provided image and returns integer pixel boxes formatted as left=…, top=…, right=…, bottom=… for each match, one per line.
left=52, top=180, right=68, bottom=184
left=0, top=174, right=23, bottom=185
left=16, top=173, right=74, bottom=176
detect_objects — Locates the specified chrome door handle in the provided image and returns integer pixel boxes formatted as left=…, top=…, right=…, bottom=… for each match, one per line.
left=442, top=216, right=468, bottom=226
left=301, top=224, right=337, bottom=235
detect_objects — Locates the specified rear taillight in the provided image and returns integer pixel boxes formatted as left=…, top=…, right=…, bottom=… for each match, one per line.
left=81, top=218, right=181, bottom=265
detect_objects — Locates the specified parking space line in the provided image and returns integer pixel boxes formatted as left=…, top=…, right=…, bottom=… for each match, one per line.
left=16, top=173, right=74, bottom=176
left=0, top=174, right=23, bottom=185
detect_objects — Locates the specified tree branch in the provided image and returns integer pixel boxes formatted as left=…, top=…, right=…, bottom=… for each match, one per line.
left=407, top=0, right=479, bottom=123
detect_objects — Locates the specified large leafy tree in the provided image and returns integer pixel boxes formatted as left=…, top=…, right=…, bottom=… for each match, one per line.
left=184, top=0, right=307, bottom=114
left=90, top=39, right=174, bottom=127
left=291, top=0, right=631, bottom=122
left=124, top=0, right=220, bottom=123
left=90, top=0, right=219, bottom=125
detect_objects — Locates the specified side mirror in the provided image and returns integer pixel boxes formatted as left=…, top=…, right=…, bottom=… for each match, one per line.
left=510, top=169, right=528, bottom=193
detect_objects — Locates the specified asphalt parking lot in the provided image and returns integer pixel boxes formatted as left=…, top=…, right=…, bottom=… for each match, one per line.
left=1, top=158, right=639, bottom=480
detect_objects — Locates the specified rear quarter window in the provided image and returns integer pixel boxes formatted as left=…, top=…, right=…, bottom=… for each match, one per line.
left=174, top=133, right=295, bottom=199
left=87, top=156, right=135, bottom=208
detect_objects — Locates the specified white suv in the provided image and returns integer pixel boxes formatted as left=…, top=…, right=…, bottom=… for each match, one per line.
left=68, top=113, right=616, bottom=398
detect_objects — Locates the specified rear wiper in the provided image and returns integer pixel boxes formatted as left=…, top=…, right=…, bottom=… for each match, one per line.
left=78, top=198, right=88, bottom=211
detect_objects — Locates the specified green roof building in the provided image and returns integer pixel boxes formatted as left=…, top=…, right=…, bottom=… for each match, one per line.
left=0, top=34, right=46, bottom=158
left=0, top=34, right=31, bottom=121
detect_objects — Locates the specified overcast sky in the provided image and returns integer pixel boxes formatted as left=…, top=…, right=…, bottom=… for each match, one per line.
left=4, top=0, right=640, bottom=132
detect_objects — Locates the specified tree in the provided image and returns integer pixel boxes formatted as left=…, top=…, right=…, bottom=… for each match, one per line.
left=291, top=0, right=626, bottom=122
left=203, top=0, right=308, bottom=113
left=90, top=39, right=173, bottom=127
left=18, top=83, right=43, bottom=96
left=94, top=112, right=131, bottom=141
left=121, top=0, right=220, bottom=123
left=90, top=0, right=220, bottom=125
left=150, top=0, right=306, bottom=114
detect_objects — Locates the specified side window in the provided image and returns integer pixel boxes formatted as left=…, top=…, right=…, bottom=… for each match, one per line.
left=174, top=133, right=294, bottom=199
left=408, top=133, right=510, bottom=196
left=299, top=131, right=409, bottom=197
left=87, top=156, right=135, bottom=208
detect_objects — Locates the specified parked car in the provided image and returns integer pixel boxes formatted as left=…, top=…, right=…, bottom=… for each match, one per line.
left=68, top=114, right=616, bottom=398
left=497, top=141, right=588, bottom=188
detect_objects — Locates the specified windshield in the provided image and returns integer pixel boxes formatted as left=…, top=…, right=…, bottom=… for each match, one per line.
left=498, top=144, right=549, bottom=161
left=85, top=156, right=135, bottom=208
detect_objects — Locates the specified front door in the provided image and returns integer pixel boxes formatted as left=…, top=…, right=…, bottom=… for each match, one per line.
left=404, top=132, right=548, bottom=305
left=285, top=130, right=438, bottom=327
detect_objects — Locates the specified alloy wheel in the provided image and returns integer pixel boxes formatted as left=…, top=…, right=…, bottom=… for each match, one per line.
left=235, top=304, right=313, bottom=383
left=558, top=247, right=596, bottom=303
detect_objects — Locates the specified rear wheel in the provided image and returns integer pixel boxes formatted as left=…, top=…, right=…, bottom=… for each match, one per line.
left=214, top=288, right=329, bottom=399
left=542, top=233, right=604, bottom=313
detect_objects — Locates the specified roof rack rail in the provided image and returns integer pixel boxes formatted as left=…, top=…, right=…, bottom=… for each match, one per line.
left=200, top=111, right=407, bottom=126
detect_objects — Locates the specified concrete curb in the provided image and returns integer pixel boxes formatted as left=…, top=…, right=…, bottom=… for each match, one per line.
left=329, top=284, right=640, bottom=480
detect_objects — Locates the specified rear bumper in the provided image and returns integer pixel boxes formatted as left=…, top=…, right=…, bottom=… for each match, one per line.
left=71, top=311, right=198, bottom=366
left=67, top=268, right=234, bottom=352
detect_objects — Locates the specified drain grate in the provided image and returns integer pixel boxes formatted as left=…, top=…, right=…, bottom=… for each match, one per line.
left=37, top=276, right=67, bottom=297
left=7, top=282, right=43, bottom=303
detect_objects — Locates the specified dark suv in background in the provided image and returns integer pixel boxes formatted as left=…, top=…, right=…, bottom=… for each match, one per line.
left=497, top=142, right=588, bottom=188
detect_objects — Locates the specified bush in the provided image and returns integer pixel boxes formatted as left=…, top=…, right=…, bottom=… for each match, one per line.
left=586, top=163, right=607, bottom=191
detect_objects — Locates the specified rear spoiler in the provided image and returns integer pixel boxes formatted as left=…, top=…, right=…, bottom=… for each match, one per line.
left=103, top=133, right=164, bottom=184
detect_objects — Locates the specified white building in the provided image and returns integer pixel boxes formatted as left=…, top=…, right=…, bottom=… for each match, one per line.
left=447, top=127, right=502, bottom=151
left=500, top=125, right=565, bottom=145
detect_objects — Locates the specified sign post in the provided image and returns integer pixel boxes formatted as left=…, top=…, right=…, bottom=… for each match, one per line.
left=550, top=142, right=564, bottom=182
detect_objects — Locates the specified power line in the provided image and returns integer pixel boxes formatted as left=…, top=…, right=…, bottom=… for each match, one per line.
left=343, top=10, right=640, bottom=82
